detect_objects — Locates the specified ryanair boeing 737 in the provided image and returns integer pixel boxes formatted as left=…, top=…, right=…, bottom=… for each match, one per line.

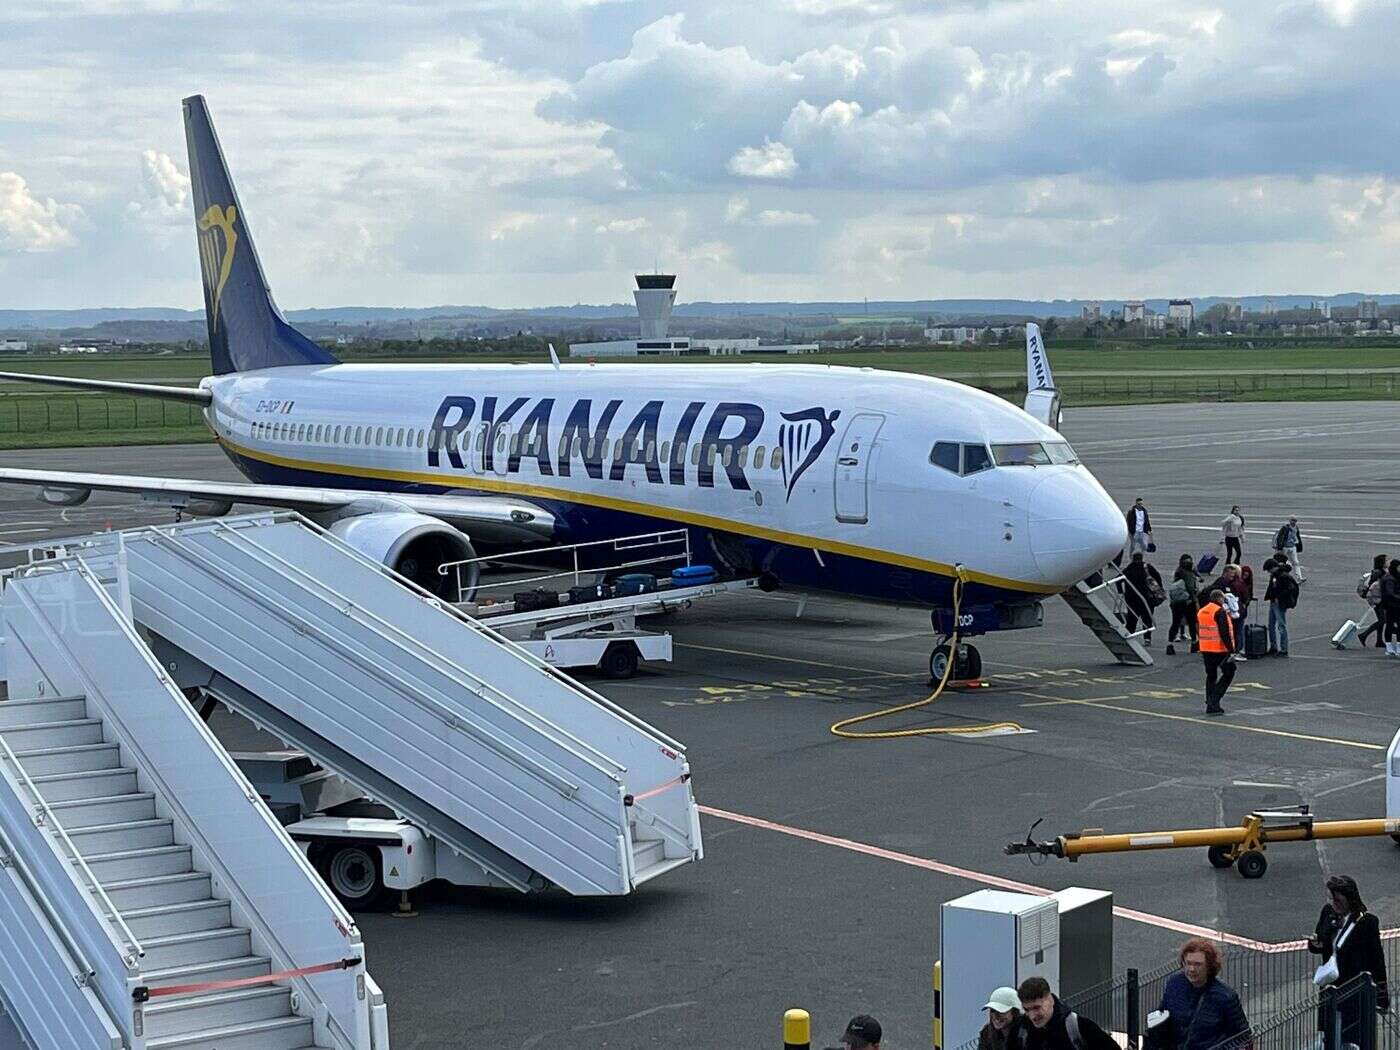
left=0, top=96, right=1126, bottom=678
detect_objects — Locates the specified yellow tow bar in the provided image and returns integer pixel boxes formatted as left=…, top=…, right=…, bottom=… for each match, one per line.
left=1006, top=807, right=1400, bottom=879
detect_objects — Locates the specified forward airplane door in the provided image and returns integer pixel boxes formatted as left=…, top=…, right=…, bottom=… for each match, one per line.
left=833, top=412, right=884, bottom=524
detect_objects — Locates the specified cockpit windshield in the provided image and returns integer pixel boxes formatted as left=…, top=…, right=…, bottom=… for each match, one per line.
left=991, top=440, right=1079, bottom=466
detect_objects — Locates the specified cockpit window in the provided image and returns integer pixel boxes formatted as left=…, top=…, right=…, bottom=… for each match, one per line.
left=929, top=441, right=961, bottom=473
left=992, top=442, right=1053, bottom=466
left=1044, top=440, right=1079, bottom=465
left=962, top=443, right=992, bottom=475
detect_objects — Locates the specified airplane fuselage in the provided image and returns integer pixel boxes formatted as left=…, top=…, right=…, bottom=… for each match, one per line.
left=202, top=361, right=1126, bottom=628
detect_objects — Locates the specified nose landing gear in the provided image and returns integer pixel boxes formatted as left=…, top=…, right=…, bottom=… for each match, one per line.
left=930, top=639, right=982, bottom=684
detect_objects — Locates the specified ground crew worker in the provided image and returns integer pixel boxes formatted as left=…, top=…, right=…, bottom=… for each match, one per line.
left=1198, top=589, right=1237, bottom=716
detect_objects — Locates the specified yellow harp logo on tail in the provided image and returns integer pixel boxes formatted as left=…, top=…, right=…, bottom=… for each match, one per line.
left=196, top=204, right=238, bottom=330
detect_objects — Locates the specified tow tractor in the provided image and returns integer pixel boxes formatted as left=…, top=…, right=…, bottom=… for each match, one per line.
left=1005, top=728, right=1400, bottom=880
left=438, top=528, right=758, bottom=678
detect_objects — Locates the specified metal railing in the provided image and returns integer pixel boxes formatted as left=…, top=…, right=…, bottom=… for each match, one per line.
left=0, top=815, right=98, bottom=988
left=438, top=528, right=694, bottom=605
left=0, top=663, right=145, bottom=971
left=1080, top=563, right=1158, bottom=640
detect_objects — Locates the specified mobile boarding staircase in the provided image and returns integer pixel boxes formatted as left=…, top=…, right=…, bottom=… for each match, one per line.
left=1061, top=564, right=1154, bottom=666
left=0, top=549, right=388, bottom=1050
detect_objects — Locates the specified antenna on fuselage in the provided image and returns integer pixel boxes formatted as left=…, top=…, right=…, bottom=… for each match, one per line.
left=548, top=343, right=561, bottom=370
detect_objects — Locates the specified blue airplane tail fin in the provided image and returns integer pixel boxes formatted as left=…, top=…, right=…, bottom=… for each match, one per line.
left=182, top=95, right=338, bottom=375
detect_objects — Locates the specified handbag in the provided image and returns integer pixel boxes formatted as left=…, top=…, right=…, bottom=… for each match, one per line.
left=1314, top=917, right=1355, bottom=987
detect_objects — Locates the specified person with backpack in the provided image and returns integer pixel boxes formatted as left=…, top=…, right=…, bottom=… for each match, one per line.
left=1273, top=517, right=1305, bottom=584
left=1014, top=977, right=1118, bottom=1050
left=1355, top=554, right=1387, bottom=650
left=1264, top=561, right=1298, bottom=656
left=1382, top=559, right=1400, bottom=658
left=1122, top=551, right=1164, bottom=646
left=1167, top=554, right=1200, bottom=655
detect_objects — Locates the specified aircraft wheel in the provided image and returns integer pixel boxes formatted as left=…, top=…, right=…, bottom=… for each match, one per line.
left=1237, top=850, right=1268, bottom=880
left=962, top=644, right=983, bottom=681
left=1207, top=845, right=1235, bottom=869
left=930, top=644, right=952, bottom=684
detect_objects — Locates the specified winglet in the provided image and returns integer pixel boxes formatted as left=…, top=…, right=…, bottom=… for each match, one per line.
left=1022, top=323, right=1062, bottom=430
left=548, top=343, right=561, bottom=370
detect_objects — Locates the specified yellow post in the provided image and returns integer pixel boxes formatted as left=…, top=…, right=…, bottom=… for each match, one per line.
left=933, top=960, right=943, bottom=1050
left=784, top=1008, right=811, bottom=1049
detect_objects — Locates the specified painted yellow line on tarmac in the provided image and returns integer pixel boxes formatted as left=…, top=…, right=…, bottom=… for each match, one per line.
left=675, top=642, right=923, bottom=678
left=1020, top=696, right=1386, bottom=751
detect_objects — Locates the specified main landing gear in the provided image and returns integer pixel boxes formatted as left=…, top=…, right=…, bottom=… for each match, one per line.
left=929, top=639, right=982, bottom=684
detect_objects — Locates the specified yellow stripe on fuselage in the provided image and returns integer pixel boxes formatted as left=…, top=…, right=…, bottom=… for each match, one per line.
left=216, top=435, right=1059, bottom=596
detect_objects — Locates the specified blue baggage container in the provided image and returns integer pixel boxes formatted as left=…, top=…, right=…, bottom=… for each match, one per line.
left=671, top=564, right=717, bottom=586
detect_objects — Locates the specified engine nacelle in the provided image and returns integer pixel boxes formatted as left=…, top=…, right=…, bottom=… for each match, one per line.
left=40, top=486, right=91, bottom=507
left=326, top=511, right=478, bottom=601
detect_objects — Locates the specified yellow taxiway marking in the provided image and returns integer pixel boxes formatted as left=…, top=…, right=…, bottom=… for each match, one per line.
left=1019, top=696, right=1386, bottom=751
left=675, top=642, right=923, bottom=679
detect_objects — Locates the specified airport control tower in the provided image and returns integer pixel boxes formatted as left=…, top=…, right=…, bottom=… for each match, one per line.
left=634, top=274, right=677, bottom=340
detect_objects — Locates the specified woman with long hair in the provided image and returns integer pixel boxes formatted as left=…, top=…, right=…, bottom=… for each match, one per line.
left=1382, top=560, right=1400, bottom=657
left=1307, top=875, right=1390, bottom=1044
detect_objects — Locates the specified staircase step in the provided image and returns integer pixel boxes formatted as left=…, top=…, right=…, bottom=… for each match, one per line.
left=9, top=742, right=121, bottom=776
left=0, top=718, right=103, bottom=750
left=145, top=1014, right=315, bottom=1050
left=141, top=926, right=252, bottom=971
left=143, top=985, right=292, bottom=1039
left=30, top=766, right=139, bottom=802
left=105, top=871, right=212, bottom=910
left=142, top=954, right=271, bottom=992
left=90, top=843, right=192, bottom=883
left=0, top=696, right=87, bottom=728
left=47, top=791, right=156, bottom=829
left=125, top=898, right=231, bottom=939
left=632, top=837, right=665, bottom=871
left=68, top=817, right=175, bottom=856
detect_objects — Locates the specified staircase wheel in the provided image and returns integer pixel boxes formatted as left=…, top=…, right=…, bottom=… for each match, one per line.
left=318, top=842, right=392, bottom=910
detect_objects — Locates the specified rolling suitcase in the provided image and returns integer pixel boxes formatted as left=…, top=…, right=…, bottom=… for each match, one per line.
left=1331, top=619, right=1360, bottom=650
left=568, top=582, right=612, bottom=604
left=513, top=588, right=560, bottom=612
left=1197, top=552, right=1219, bottom=574
left=613, top=573, right=658, bottom=596
left=671, top=564, right=717, bottom=586
left=1244, top=620, right=1269, bottom=658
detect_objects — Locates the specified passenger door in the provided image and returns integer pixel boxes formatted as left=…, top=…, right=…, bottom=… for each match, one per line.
left=833, top=413, right=884, bottom=524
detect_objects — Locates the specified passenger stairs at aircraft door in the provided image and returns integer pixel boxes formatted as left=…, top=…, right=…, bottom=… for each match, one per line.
left=0, top=559, right=384, bottom=1050
left=63, top=512, right=702, bottom=898
left=1060, top=565, right=1154, bottom=666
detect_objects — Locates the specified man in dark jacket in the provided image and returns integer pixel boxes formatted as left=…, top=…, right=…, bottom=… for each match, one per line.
left=1264, top=561, right=1298, bottom=656
left=1273, top=517, right=1306, bottom=583
left=1014, top=977, right=1118, bottom=1050
left=1157, top=938, right=1250, bottom=1050
left=1122, top=551, right=1164, bottom=646
left=1126, top=498, right=1153, bottom=556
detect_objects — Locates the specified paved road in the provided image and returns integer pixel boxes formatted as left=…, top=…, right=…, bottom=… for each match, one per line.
left=0, top=402, right=1397, bottom=1049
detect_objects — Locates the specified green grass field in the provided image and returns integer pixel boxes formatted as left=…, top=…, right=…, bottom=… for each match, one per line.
left=0, top=340, right=1397, bottom=449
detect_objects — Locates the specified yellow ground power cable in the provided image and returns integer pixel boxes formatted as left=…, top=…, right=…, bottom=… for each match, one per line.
left=829, top=566, right=1026, bottom=740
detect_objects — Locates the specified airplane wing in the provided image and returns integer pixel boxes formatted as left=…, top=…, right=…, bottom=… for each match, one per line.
left=1022, top=322, right=1063, bottom=431
left=0, top=466, right=555, bottom=545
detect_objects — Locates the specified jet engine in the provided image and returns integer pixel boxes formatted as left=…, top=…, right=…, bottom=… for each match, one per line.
left=326, top=511, right=479, bottom=600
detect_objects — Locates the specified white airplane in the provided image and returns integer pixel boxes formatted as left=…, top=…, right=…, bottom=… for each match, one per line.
left=0, top=95, right=1125, bottom=678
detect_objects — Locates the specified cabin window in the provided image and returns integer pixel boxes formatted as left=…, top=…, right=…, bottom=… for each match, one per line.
left=510, top=433, right=523, bottom=456
left=736, top=445, right=749, bottom=468
left=354, top=426, right=363, bottom=444
left=721, top=445, right=733, bottom=468
left=690, top=443, right=701, bottom=466
left=770, top=447, right=784, bottom=469
left=572, top=436, right=583, bottom=458
left=644, top=440, right=655, bottom=462
left=332, top=425, right=341, bottom=443
left=558, top=436, right=570, bottom=459
left=753, top=446, right=766, bottom=469
left=312, top=425, right=321, bottom=442
left=929, top=441, right=960, bottom=474
left=416, top=429, right=425, bottom=449
left=476, top=427, right=487, bottom=452
left=962, top=443, right=993, bottom=475
left=659, top=441, right=670, bottom=464
left=991, top=442, right=1050, bottom=467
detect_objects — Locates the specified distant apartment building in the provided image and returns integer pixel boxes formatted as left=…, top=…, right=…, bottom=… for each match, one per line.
left=1311, top=299, right=1332, bottom=319
left=1224, top=301, right=1243, bottom=321
left=1123, top=302, right=1146, bottom=324
left=0, top=339, right=27, bottom=352
left=924, top=325, right=1018, bottom=346
left=1262, top=298, right=1278, bottom=316
left=1081, top=302, right=1102, bottom=320
left=1359, top=298, right=1379, bottom=321
left=1167, top=299, right=1194, bottom=329
left=1145, top=313, right=1167, bottom=332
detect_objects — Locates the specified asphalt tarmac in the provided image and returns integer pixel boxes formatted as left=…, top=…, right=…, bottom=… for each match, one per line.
left=1, top=400, right=1397, bottom=1050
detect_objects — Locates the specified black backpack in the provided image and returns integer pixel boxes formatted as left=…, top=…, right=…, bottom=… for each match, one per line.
left=1276, top=574, right=1299, bottom=610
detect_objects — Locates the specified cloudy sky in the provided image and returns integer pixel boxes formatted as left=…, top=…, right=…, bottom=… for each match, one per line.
left=3, top=0, right=1400, bottom=309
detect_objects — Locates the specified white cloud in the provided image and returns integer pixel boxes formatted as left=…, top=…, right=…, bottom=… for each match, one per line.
left=0, top=173, right=83, bottom=252
left=126, top=149, right=189, bottom=229
left=724, top=195, right=750, bottom=223
left=594, top=217, right=650, bottom=234
left=727, top=140, right=798, bottom=179
left=755, top=208, right=816, bottom=226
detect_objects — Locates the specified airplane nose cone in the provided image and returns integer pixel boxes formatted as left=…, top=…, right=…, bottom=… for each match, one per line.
left=1027, top=469, right=1127, bottom=586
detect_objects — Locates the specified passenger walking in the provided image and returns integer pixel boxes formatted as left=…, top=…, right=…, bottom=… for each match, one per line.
left=1264, top=561, right=1298, bottom=657
left=1198, top=590, right=1237, bottom=716
left=979, top=988, right=1022, bottom=1050
left=1220, top=506, right=1245, bottom=566
left=1355, top=554, right=1387, bottom=649
left=1125, top=497, right=1154, bottom=557
left=1306, top=875, right=1390, bottom=1046
left=1167, top=554, right=1200, bottom=655
left=1157, top=938, right=1250, bottom=1050
left=1013, top=977, right=1118, bottom=1050
left=839, top=1014, right=883, bottom=1049
left=1272, top=517, right=1306, bottom=584
left=1122, top=551, right=1163, bottom=646
left=1383, top=560, right=1400, bottom=658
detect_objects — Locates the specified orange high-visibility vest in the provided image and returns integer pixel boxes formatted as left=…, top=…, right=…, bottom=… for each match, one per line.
left=1198, top=603, right=1233, bottom=653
